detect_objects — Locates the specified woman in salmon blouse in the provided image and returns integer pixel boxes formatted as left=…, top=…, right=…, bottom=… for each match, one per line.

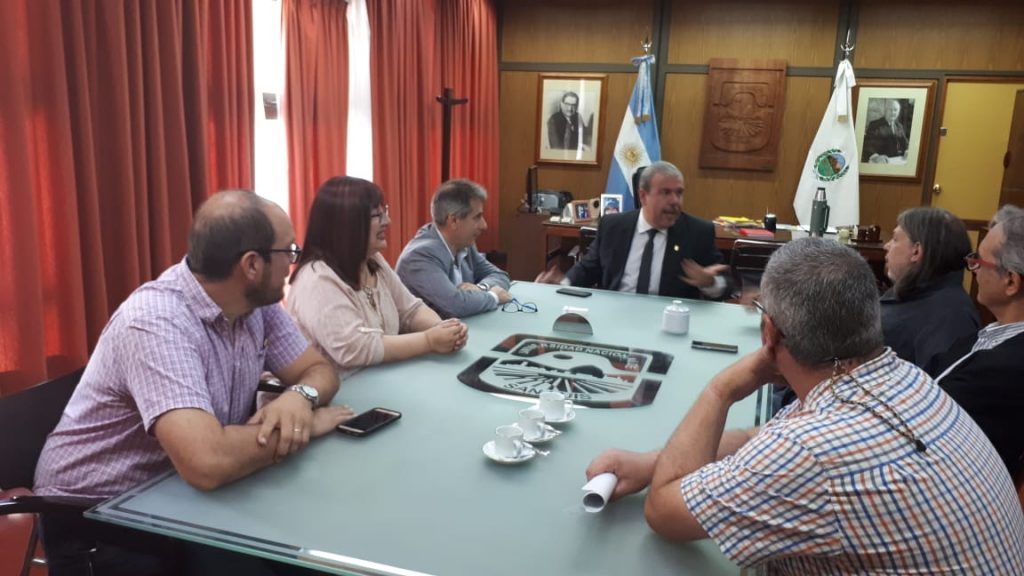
left=287, top=176, right=467, bottom=379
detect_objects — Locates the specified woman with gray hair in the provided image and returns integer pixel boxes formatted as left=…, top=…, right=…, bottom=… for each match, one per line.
left=880, top=207, right=979, bottom=369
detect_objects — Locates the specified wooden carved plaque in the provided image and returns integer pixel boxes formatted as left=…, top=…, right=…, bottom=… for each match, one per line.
left=699, top=59, right=787, bottom=171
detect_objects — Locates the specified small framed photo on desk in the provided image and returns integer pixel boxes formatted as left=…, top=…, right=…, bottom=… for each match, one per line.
left=570, top=200, right=594, bottom=224
left=600, top=194, right=622, bottom=216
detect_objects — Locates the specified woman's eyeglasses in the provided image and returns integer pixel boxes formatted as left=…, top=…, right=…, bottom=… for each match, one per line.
left=501, top=298, right=538, bottom=314
left=370, top=205, right=390, bottom=223
left=964, top=251, right=1000, bottom=272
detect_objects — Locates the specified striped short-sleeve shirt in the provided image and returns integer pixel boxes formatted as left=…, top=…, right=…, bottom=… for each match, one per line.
left=33, top=260, right=310, bottom=498
left=681, top=350, right=1024, bottom=575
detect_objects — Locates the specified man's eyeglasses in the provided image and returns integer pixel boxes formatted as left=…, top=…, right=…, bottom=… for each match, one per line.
left=752, top=298, right=785, bottom=338
left=964, top=251, right=1000, bottom=272
left=242, top=242, right=302, bottom=264
left=501, top=298, right=538, bottom=314
left=370, top=205, right=390, bottom=223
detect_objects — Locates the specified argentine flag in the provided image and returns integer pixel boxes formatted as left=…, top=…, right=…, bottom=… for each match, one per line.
left=605, top=55, right=661, bottom=212
left=793, top=59, right=860, bottom=227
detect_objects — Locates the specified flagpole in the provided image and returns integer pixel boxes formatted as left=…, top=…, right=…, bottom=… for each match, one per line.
left=840, top=29, right=854, bottom=60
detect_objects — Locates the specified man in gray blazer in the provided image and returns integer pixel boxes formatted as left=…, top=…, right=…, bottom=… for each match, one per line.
left=397, top=179, right=512, bottom=318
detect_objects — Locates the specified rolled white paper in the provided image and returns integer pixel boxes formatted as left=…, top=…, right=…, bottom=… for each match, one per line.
left=581, top=472, right=619, bottom=513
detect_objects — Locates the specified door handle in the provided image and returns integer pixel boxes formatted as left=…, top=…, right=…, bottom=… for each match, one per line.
left=932, top=184, right=942, bottom=196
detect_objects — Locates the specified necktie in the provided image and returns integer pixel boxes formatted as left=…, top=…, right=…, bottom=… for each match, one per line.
left=564, top=120, right=573, bottom=148
left=635, top=229, right=658, bottom=295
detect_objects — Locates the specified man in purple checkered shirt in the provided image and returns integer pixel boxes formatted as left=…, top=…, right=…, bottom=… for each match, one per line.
left=586, top=238, right=1024, bottom=574
left=34, top=190, right=354, bottom=575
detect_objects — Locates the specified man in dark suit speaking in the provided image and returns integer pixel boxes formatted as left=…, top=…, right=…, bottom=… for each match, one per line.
left=536, top=161, right=729, bottom=300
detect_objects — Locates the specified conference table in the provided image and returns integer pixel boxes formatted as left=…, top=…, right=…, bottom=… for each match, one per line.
left=87, top=282, right=766, bottom=575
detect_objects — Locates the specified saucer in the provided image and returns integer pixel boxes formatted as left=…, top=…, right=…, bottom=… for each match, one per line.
left=514, top=423, right=562, bottom=444
left=483, top=440, right=536, bottom=464
left=539, top=406, right=576, bottom=424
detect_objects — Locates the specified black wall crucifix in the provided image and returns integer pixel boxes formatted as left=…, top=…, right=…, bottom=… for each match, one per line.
left=436, top=87, right=468, bottom=182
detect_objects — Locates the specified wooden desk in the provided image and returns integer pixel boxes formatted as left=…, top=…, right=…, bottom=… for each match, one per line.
left=542, top=220, right=890, bottom=288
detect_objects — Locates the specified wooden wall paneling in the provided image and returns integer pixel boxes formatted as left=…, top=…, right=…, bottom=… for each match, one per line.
left=858, top=180, right=921, bottom=233
left=499, top=71, right=635, bottom=280
left=661, top=74, right=834, bottom=225
left=856, top=0, right=1024, bottom=71
left=667, top=0, right=839, bottom=67
left=500, top=72, right=544, bottom=280
left=501, top=0, right=655, bottom=64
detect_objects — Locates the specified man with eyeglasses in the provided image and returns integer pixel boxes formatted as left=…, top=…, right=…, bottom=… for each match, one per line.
left=397, top=179, right=512, bottom=318
left=586, top=237, right=1024, bottom=573
left=929, top=204, right=1024, bottom=492
left=34, top=190, right=355, bottom=574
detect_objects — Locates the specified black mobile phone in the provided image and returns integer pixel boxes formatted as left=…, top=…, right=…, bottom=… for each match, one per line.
left=556, top=287, right=592, bottom=298
left=336, top=408, right=402, bottom=437
left=691, top=341, right=739, bottom=354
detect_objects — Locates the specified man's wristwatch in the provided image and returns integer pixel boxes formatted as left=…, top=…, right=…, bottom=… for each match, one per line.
left=477, top=283, right=489, bottom=291
left=287, top=384, right=319, bottom=408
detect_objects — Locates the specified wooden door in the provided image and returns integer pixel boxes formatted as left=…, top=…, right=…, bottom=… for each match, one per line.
left=932, top=81, right=1024, bottom=220
left=1000, top=90, right=1024, bottom=209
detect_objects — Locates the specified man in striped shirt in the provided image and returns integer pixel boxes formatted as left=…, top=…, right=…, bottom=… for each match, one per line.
left=587, top=237, right=1024, bottom=574
left=930, top=204, right=1024, bottom=492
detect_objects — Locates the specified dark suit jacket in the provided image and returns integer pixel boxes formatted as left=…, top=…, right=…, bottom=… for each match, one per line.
left=547, top=112, right=593, bottom=150
left=861, top=117, right=909, bottom=161
left=879, top=271, right=980, bottom=370
left=566, top=210, right=724, bottom=300
left=928, top=331, right=1024, bottom=482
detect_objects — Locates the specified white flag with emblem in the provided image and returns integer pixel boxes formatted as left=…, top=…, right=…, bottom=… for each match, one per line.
left=793, top=59, right=859, bottom=227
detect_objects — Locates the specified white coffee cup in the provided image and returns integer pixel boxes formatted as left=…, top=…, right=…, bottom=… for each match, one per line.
left=539, top=391, right=573, bottom=421
left=494, top=425, right=524, bottom=458
left=662, top=300, right=690, bottom=335
left=518, top=408, right=546, bottom=439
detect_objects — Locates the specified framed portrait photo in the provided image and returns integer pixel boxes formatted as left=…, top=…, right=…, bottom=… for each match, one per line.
left=600, top=194, right=623, bottom=217
left=536, top=74, right=606, bottom=166
left=569, top=200, right=594, bottom=224
left=853, top=80, right=936, bottom=181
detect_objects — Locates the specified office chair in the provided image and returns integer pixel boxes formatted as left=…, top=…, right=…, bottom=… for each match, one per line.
left=632, top=166, right=647, bottom=208
left=729, top=239, right=783, bottom=295
left=576, top=226, right=598, bottom=262
left=0, top=367, right=92, bottom=576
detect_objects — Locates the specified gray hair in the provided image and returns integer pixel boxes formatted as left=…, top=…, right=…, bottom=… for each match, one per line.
left=638, top=160, right=683, bottom=191
left=759, top=237, right=883, bottom=367
left=431, top=179, right=487, bottom=226
left=991, top=204, right=1024, bottom=275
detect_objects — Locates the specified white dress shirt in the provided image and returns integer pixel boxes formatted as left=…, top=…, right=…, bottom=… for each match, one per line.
left=619, top=212, right=666, bottom=294
left=439, top=233, right=498, bottom=304
left=934, top=320, right=1024, bottom=383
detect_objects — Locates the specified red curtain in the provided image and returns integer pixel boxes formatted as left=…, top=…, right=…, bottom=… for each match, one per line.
left=283, top=0, right=349, bottom=244
left=438, top=0, right=500, bottom=252
left=0, top=0, right=253, bottom=395
left=367, top=0, right=443, bottom=265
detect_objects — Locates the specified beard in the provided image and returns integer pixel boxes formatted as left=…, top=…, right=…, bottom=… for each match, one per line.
left=245, top=265, right=283, bottom=308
